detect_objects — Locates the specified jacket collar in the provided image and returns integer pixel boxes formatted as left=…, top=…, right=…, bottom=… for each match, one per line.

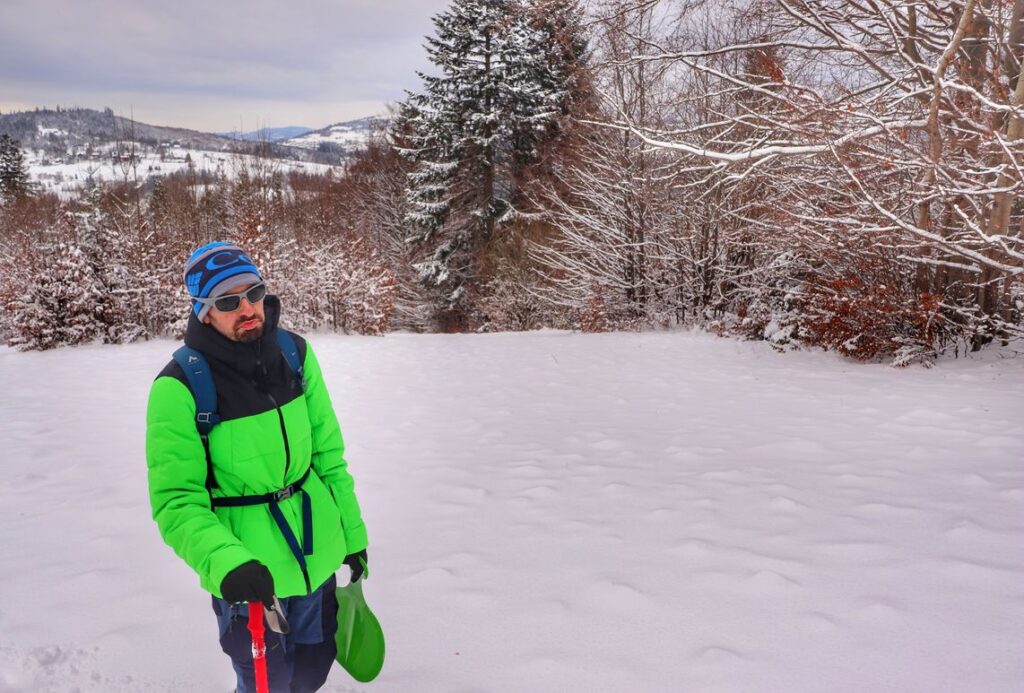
left=184, top=294, right=283, bottom=378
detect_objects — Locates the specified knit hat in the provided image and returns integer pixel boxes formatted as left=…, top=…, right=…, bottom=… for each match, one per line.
left=183, top=241, right=263, bottom=320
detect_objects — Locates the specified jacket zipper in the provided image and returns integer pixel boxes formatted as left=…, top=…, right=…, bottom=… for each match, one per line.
left=266, top=391, right=292, bottom=475
left=256, top=341, right=310, bottom=593
left=255, top=342, right=292, bottom=477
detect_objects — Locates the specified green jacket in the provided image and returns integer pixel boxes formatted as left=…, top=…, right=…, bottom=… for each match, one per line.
left=145, top=296, right=367, bottom=598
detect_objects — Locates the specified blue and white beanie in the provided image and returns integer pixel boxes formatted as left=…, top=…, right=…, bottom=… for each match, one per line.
left=183, top=241, right=263, bottom=320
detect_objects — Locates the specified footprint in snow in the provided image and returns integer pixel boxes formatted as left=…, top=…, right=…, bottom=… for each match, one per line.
left=769, top=496, right=806, bottom=511
left=748, top=439, right=830, bottom=456
left=698, top=469, right=748, bottom=483
left=744, top=569, right=802, bottom=590
left=445, top=486, right=491, bottom=504
left=799, top=610, right=843, bottom=631
left=589, top=438, right=625, bottom=451
left=519, top=484, right=559, bottom=497
left=663, top=445, right=699, bottom=459
left=669, top=539, right=713, bottom=557
left=581, top=579, right=648, bottom=608
left=507, top=463, right=547, bottom=476
left=692, top=645, right=748, bottom=662
left=404, top=566, right=455, bottom=585
left=454, top=590, right=494, bottom=610
left=942, top=557, right=1020, bottom=581
left=962, top=472, right=996, bottom=487
left=817, top=541, right=890, bottom=561
left=851, top=599, right=904, bottom=623
left=853, top=501, right=923, bottom=517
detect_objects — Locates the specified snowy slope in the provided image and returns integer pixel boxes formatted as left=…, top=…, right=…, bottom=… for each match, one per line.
left=0, top=331, right=1021, bottom=692
left=217, top=127, right=315, bottom=142
left=28, top=146, right=341, bottom=199
left=281, top=117, right=385, bottom=152
left=2, top=109, right=344, bottom=198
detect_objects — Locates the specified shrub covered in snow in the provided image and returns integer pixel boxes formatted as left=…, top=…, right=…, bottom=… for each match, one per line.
left=7, top=242, right=107, bottom=350
left=799, top=275, right=942, bottom=365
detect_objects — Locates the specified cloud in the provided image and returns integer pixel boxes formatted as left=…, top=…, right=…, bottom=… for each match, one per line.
left=0, top=0, right=449, bottom=129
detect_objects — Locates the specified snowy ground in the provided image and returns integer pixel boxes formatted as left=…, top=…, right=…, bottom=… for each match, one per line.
left=282, top=122, right=373, bottom=151
left=0, top=331, right=1022, bottom=692
left=28, top=148, right=341, bottom=199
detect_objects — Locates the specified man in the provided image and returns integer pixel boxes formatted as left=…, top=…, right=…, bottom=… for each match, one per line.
left=146, top=241, right=368, bottom=692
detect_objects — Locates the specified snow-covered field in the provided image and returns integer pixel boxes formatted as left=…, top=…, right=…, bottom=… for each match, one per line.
left=0, top=331, right=1022, bottom=692
left=28, top=148, right=342, bottom=198
left=283, top=121, right=375, bottom=151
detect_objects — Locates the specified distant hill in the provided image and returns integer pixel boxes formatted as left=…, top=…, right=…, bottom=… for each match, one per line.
left=217, top=126, right=315, bottom=142
left=0, top=107, right=385, bottom=198
left=282, top=116, right=390, bottom=154
left=0, top=107, right=333, bottom=164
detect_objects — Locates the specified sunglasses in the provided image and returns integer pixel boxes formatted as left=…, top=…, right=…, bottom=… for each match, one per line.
left=194, top=283, right=267, bottom=312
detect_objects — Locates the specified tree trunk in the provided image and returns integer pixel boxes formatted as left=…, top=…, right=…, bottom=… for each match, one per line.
left=976, top=0, right=1024, bottom=347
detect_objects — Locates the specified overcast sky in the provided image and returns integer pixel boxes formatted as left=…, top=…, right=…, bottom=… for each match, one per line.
left=0, top=0, right=451, bottom=132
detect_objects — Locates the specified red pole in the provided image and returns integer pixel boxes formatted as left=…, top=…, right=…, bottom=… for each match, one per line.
left=248, top=602, right=270, bottom=693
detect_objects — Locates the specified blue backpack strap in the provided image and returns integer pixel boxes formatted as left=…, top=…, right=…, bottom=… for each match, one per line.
left=276, top=329, right=307, bottom=392
left=172, top=346, right=221, bottom=435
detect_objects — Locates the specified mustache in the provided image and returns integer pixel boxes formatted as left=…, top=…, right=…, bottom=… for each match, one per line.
left=235, top=316, right=264, bottom=329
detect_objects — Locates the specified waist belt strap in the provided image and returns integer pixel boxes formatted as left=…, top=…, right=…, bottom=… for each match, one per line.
left=211, top=468, right=315, bottom=585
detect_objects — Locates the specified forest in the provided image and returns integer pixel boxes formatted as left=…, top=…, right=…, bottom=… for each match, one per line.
left=1, top=0, right=1021, bottom=365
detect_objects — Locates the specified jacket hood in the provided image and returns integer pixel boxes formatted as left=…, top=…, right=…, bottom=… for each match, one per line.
left=184, top=294, right=283, bottom=378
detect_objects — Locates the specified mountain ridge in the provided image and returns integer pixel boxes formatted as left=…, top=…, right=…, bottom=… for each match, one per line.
left=0, top=107, right=382, bottom=197
left=0, top=107, right=379, bottom=164
left=217, top=126, right=315, bottom=142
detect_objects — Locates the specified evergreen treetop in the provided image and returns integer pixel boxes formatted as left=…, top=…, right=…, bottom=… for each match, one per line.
left=398, top=0, right=586, bottom=325
left=0, top=134, right=32, bottom=204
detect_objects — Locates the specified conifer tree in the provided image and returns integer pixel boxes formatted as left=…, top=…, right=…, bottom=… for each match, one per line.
left=9, top=241, right=107, bottom=350
left=73, top=183, right=136, bottom=342
left=0, top=134, right=32, bottom=204
left=399, top=0, right=581, bottom=327
left=513, top=0, right=590, bottom=164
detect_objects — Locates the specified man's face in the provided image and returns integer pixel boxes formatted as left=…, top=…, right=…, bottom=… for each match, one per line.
left=202, top=283, right=266, bottom=342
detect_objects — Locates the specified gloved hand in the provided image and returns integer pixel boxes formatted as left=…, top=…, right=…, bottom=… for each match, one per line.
left=220, top=560, right=275, bottom=606
left=344, top=549, right=369, bottom=583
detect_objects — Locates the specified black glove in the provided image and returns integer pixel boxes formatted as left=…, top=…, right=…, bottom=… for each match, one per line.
left=220, top=560, right=275, bottom=606
left=344, top=549, right=369, bottom=583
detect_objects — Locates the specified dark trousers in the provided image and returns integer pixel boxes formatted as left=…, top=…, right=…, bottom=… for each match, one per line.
left=212, top=574, right=338, bottom=693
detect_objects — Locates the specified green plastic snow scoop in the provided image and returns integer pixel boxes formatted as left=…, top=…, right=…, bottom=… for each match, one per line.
left=334, top=577, right=385, bottom=682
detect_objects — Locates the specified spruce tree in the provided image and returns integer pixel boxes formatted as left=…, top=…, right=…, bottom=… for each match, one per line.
left=398, top=0, right=579, bottom=326
left=519, top=0, right=590, bottom=156
left=71, top=182, right=149, bottom=343
left=0, top=134, right=32, bottom=204
left=9, top=241, right=106, bottom=350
